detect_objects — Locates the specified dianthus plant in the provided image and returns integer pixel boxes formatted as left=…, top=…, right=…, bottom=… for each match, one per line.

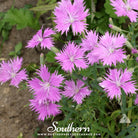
left=1, top=0, right=137, bottom=132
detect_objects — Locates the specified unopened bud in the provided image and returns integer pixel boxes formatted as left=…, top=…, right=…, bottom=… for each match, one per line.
left=109, top=24, right=113, bottom=28
left=109, top=18, right=113, bottom=24
left=131, top=48, right=138, bottom=54
left=125, top=41, right=133, bottom=49
left=97, top=77, right=103, bottom=82
left=51, top=46, right=59, bottom=53
left=136, top=57, right=138, bottom=63
left=109, top=24, right=122, bottom=32
left=128, top=68, right=134, bottom=73
left=40, top=53, right=44, bottom=65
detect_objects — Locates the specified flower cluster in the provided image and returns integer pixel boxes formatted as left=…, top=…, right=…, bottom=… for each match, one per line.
left=81, top=31, right=127, bottom=66
left=110, top=0, right=138, bottom=22
left=28, top=65, right=64, bottom=120
left=0, top=57, right=27, bottom=87
left=27, top=65, right=92, bottom=120
left=1, top=0, right=137, bottom=121
left=55, top=31, right=126, bottom=72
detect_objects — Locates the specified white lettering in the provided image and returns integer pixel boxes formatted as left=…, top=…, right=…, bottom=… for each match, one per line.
left=47, top=121, right=90, bottom=133
left=47, top=121, right=58, bottom=132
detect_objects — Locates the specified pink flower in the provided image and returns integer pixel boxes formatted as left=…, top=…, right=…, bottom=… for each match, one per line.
left=110, top=0, right=138, bottom=22
left=109, top=24, right=113, bottom=28
left=26, top=28, right=55, bottom=49
left=28, top=65, right=64, bottom=103
left=131, top=48, right=138, bottom=54
left=55, top=42, right=88, bottom=72
left=53, top=0, right=89, bottom=35
left=136, top=57, right=138, bottom=62
left=63, top=80, right=92, bottom=104
left=28, top=65, right=63, bottom=120
left=0, top=57, right=27, bottom=87
left=100, top=69, right=136, bottom=99
left=135, top=95, right=138, bottom=105
left=81, top=31, right=99, bottom=52
left=80, top=31, right=99, bottom=65
left=30, top=98, right=61, bottom=121
left=92, top=32, right=127, bottom=66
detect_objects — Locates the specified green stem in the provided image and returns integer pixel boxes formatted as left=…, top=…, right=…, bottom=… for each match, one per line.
left=120, top=90, right=130, bottom=128
left=121, top=89, right=126, bottom=115
left=127, top=97, right=132, bottom=126
left=12, top=0, right=15, bottom=8
left=91, top=0, right=95, bottom=22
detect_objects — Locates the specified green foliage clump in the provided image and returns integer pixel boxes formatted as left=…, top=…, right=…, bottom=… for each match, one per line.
left=4, top=7, right=40, bottom=30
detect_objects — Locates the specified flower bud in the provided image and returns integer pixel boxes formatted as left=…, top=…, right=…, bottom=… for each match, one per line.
left=109, top=24, right=122, bottom=32
left=51, top=46, right=59, bottom=53
left=136, top=57, right=138, bottom=63
left=125, top=40, right=133, bottom=49
left=40, top=53, right=44, bottom=65
left=131, top=48, right=138, bottom=54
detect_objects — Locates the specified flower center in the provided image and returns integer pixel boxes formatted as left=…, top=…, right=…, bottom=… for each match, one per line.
left=125, top=4, right=131, bottom=11
left=67, top=12, right=75, bottom=23
left=37, top=35, right=43, bottom=42
left=116, top=81, right=121, bottom=87
left=69, top=16, right=74, bottom=23
left=75, top=88, right=79, bottom=93
left=70, top=56, right=74, bottom=62
left=109, top=48, right=114, bottom=54
left=41, top=82, right=50, bottom=90
left=39, top=100, right=49, bottom=105
left=11, top=73, right=16, bottom=78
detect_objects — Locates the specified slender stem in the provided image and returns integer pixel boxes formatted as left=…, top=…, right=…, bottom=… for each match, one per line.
left=127, top=97, right=132, bottom=126
left=12, top=0, right=15, bottom=8
left=121, top=89, right=126, bottom=115
left=120, top=91, right=126, bottom=129
left=91, top=0, right=96, bottom=22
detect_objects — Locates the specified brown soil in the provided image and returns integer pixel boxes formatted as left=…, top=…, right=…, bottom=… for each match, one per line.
left=0, top=0, right=59, bottom=138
